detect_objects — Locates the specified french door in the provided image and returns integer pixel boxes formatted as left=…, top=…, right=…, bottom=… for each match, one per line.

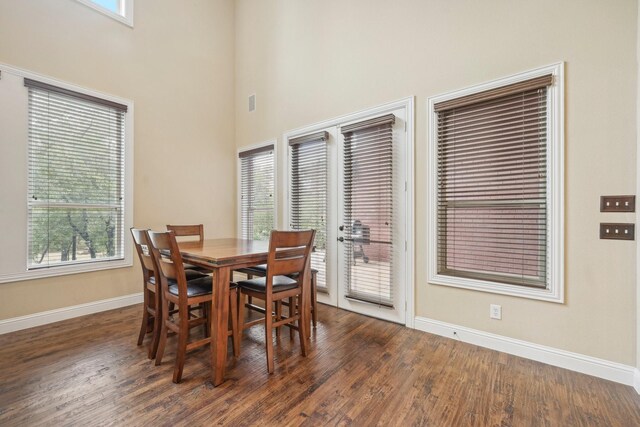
left=288, top=107, right=407, bottom=324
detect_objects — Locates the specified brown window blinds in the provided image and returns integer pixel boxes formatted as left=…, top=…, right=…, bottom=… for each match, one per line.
left=289, top=131, right=329, bottom=292
left=25, top=79, right=126, bottom=269
left=342, top=114, right=395, bottom=306
left=239, top=145, right=275, bottom=240
left=435, top=75, right=552, bottom=288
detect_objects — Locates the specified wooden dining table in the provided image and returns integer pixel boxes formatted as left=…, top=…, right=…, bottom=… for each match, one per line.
left=176, top=238, right=312, bottom=386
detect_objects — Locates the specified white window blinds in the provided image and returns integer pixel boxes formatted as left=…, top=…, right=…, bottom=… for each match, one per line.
left=289, top=132, right=329, bottom=292
left=342, top=114, right=395, bottom=306
left=434, top=75, right=552, bottom=288
left=239, top=145, right=275, bottom=240
left=26, top=78, right=127, bottom=269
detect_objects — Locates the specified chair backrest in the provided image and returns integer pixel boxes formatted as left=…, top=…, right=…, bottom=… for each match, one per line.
left=266, top=230, right=315, bottom=292
left=166, top=224, right=204, bottom=242
left=130, top=228, right=156, bottom=283
left=147, top=230, right=189, bottom=302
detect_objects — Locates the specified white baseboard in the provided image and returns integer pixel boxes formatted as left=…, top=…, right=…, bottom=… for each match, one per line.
left=0, top=293, right=143, bottom=335
left=414, top=316, right=637, bottom=389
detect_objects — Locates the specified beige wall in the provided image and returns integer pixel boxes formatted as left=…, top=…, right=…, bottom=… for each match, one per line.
left=0, top=0, right=236, bottom=319
left=235, top=0, right=638, bottom=365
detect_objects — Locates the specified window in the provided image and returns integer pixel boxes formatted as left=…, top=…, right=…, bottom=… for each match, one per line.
left=239, top=144, right=275, bottom=240
left=91, top=0, right=122, bottom=14
left=0, top=64, right=133, bottom=283
left=75, top=0, right=134, bottom=26
left=428, top=64, right=564, bottom=302
left=26, top=79, right=127, bottom=269
left=289, top=132, right=329, bottom=292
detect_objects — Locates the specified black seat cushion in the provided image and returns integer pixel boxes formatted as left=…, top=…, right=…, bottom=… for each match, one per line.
left=240, top=264, right=319, bottom=276
left=288, top=268, right=319, bottom=280
left=184, top=262, right=210, bottom=273
left=168, top=276, right=212, bottom=298
left=237, top=275, right=298, bottom=293
left=238, top=264, right=267, bottom=275
left=149, top=269, right=207, bottom=285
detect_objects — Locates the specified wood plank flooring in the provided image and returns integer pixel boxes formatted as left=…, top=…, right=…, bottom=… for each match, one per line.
left=1, top=303, right=639, bottom=426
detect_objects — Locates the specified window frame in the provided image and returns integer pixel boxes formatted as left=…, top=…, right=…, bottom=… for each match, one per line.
left=236, top=140, right=278, bottom=240
left=0, top=63, right=134, bottom=284
left=75, top=0, right=134, bottom=27
left=287, top=132, right=330, bottom=292
left=427, top=63, right=564, bottom=303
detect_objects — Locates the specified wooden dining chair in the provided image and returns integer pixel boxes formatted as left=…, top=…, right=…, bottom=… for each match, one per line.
left=236, top=230, right=315, bottom=374
left=166, top=224, right=204, bottom=241
left=147, top=230, right=239, bottom=383
left=166, top=224, right=209, bottom=273
left=131, top=228, right=208, bottom=360
left=238, top=264, right=319, bottom=328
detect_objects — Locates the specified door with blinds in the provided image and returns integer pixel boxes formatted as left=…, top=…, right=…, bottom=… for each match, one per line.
left=337, top=109, right=406, bottom=323
left=288, top=108, right=407, bottom=324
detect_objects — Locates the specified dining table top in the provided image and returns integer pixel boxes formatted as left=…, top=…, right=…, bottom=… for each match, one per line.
left=177, top=237, right=271, bottom=267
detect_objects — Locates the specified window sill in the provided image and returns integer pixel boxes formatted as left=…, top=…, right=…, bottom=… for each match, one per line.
left=428, top=273, right=564, bottom=303
left=0, top=257, right=133, bottom=284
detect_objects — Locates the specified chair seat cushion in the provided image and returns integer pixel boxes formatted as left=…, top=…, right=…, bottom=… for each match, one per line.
left=237, top=275, right=298, bottom=293
left=168, top=276, right=213, bottom=298
left=183, top=263, right=210, bottom=273
left=149, top=269, right=207, bottom=285
left=239, top=264, right=319, bottom=276
left=289, top=268, right=319, bottom=279
left=237, top=264, right=267, bottom=276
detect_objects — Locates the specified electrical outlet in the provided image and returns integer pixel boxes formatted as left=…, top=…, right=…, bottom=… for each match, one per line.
left=490, top=304, right=502, bottom=320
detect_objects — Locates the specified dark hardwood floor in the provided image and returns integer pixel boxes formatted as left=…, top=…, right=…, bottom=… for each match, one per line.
left=1, top=303, right=639, bottom=426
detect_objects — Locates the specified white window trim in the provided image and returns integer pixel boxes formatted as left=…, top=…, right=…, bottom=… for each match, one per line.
left=236, top=140, right=278, bottom=239
left=74, top=0, right=134, bottom=27
left=427, top=63, right=565, bottom=303
left=0, top=62, right=134, bottom=284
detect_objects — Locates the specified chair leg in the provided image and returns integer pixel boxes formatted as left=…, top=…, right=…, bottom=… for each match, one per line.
left=149, top=288, right=162, bottom=359
left=203, top=302, right=210, bottom=338
left=289, top=297, right=295, bottom=340
left=230, top=288, right=240, bottom=357
left=137, top=288, right=150, bottom=346
left=155, top=296, right=170, bottom=366
left=297, top=294, right=308, bottom=357
left=311, top=273, right=317, bottom=328
left=275, top=301, right=282, bottom=338
left=173, top=309, right=189, bottom=383
left=238, top=291, right=246, bottom=334
left=246, top=274, right=253, bottom=313
left=265, top=296, right=275, bottom=374
left=137, top=310, right=149, bottom=347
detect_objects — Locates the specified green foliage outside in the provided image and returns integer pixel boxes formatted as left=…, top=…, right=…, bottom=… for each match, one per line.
left=28, top=92, right=123, bottom=266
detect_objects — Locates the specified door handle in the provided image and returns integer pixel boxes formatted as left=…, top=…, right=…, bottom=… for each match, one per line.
left=339, top=225, right=344, bottom=231
left=338, top=237, right=344, bottom=242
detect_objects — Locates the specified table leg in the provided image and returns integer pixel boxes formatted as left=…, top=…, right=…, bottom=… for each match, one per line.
left=210, top=266, right=230, bottom=386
